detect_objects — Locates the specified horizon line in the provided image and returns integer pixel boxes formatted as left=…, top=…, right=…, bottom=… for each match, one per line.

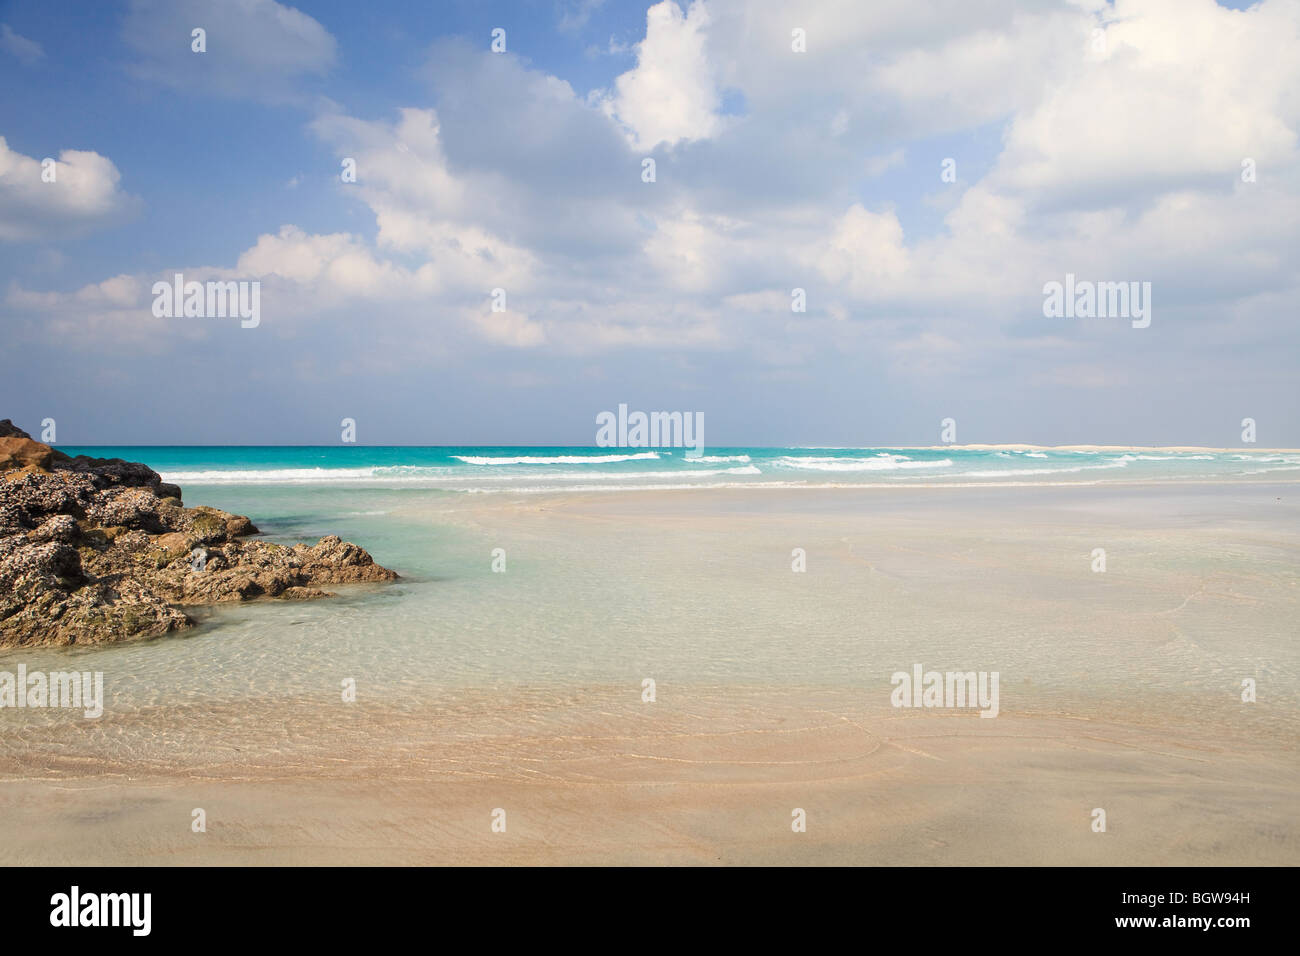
left=44, top=443, right=1300, bottom=453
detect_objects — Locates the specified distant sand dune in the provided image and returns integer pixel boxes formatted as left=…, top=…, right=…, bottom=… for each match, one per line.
left=920, top=444, right=1300, bottom=453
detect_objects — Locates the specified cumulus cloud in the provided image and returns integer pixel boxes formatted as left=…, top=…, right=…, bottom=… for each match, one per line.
left=310, top=107, right=540, bottom=293
left=236, top=225, right=431, bottom=298
left=988, top=0, right=1300, bottom=206
left=0, top=137, right=140, bottom=240
left=600, top=1, right=722, bottom=149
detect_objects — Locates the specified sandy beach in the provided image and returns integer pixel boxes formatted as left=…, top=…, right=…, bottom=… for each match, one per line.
left=2, top=481, right=1296, bottom=865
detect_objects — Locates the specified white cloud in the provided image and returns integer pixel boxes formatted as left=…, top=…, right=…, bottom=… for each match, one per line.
left=989, top=0, right=1300, bottom=202
left=0, top=137, right=139, bottom=241
left=600, top=1, right=721, bottom=150
left=5, top=273, right=183, bottom=351
left=643, top=210, right=747, bottom=291
left=236, top=226, right=425, bottom=298
left=471, top=308, right=547, bottom=348
left=310, top=108, right=538, bottom=292
left=815, top=205, right=911, bottom=296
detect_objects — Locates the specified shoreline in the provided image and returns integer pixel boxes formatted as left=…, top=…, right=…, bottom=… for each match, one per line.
left=51, top=443, right=1300, bottom=453
left=161, top=477, right=1300, bottom=496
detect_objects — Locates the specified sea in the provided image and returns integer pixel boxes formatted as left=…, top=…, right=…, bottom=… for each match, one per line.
left=53, top=445, right=1300, bottom=492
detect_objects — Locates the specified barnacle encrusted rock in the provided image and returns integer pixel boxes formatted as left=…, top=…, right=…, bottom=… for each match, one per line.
left=0, top=421, right=398, bottom=647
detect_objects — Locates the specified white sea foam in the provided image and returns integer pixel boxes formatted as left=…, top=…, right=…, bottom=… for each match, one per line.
left=1245, top=465, right=1300, bottom=474
left=939, top=461, right=1131, bottom=478
left=495, top=465, right=761, bottom=481
left=1131, top=454, right=1214, bottom=461
left=163, top=467, right=387, bottom=483
left=774, top=456, right=952, bottom=472
left=453, top=452, right=661, bottom=465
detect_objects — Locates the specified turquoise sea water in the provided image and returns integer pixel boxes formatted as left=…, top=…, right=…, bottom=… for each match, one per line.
left=56, top=445, right=1300, bottom=491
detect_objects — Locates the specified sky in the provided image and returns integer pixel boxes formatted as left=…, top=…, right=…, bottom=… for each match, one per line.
left=0, top=0, right=1296, bottom=446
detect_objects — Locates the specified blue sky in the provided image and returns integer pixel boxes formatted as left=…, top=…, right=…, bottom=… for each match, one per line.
left=1, top=0, right=1297, bottom=445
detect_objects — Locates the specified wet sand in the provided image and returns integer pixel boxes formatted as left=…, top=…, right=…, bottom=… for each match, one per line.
left=2, top=691, right=1294, bottom=865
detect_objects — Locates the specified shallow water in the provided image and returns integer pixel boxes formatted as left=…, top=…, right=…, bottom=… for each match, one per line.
left=3, top=481, right=1297, bottom=748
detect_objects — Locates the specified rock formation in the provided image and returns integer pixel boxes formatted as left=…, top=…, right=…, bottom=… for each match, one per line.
left=0, top=419, right=398, bottom=647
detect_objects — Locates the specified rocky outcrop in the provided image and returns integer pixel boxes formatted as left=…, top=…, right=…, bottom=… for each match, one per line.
left=0, top=423, right=398, bottom=648
left=0, top=437, right=56, bottom=471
